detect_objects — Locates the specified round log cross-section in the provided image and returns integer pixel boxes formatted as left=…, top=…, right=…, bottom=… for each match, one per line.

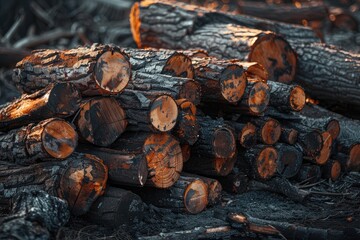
left=240, top=81, right=270, bottom=115
left=184, top=179, right=208, bottom=214
left=238, top=122, right=257, bottom=148
left=289, top=86, right=306, bottom=111
left=260, top=118, right=281, bottom=145
left=314, top=131, right=333, bottom=165
left=162, top=52, right=195, bottom=79
left=150, top=95, right=179, bottom=132
left=220, top=64, right=248, bottom=103
left=213, top=128, right=237, bottom=159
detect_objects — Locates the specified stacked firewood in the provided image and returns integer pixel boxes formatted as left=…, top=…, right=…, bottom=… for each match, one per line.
left=0, top=0, right=359, bottom=234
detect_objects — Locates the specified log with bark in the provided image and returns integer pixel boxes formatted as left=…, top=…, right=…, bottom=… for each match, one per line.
left=0, top=83, right=81, bottom=132
left=133, top=175, right=208, bottom=214
left=279, top=127, right=298, bottom=145
left=294, top=164, right=322, bottom=184
left=13, top=43, right=131, bottom=96
left=77, top=144, right=148, bottom=187
left=0, top=190, right=70, bottom=240
left=181, top=144, right=192, bottom=163
left=322, top=159, right=342, bottom=181
left=275, top=143, right=303, bottom=178
left=87, top=187, right=144, bottom=227
left=0, top=153, right=108, bottom=216
left=116, top=90, right=178, bottom=132
left=127, top=71, right=201, bottom=106
left=111, top=132, right=183, bottom=188
left=0, top=118, right=77, bottom=164
left=185, top=116, right=237, bottom=176
left=217, top=170, right=249, bottom=194
left=75, top=97, right=127, bottom=147
left=229, top=121, right=257, bottom=148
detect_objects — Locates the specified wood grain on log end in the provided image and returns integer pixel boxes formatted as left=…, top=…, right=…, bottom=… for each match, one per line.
left=213, top=127, right=236, bottom=159
left=260, top=118, right=281, bottom=145
left=322, top=159, right=341, bottom=181
left=214, top=156, right=237, bottom=176
left=59, top=153, right=108, bottom=216
left=239, top=122, right=257, bottom=148
left=220, top=64, right=247, bottom=103
left=256, top=146, right=278, bottom=180
left=150, top=95, right=178, bottom=132
left=183, top=179, right=208, bottom=214
left=280, top=128, right=298, bottom=145
left=181, top=144, right=191, bottom=163
left=76, top=97, right=127, bottom=147
left=162, top=52, right=195, bottom=79
left=144, top=133, right=183, bottom=188
left=246, top=81, right=270, bottom=115
left=289, top=86, right=306, bottom=111
left=326, top=119, right=340, bottom=140
left=249, top=33, right=297, bottom=84
left=314, top=131, right=333, bottom=165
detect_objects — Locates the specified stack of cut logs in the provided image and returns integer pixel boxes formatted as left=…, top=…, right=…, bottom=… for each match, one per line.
left=0, top=0, right=359, bottom=231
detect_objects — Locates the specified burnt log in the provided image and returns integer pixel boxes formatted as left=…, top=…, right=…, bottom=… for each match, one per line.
left=75, top=97, right=127, bottom=147
left=322, top=159, right=342, bottom=181
left=275, top=143, right=303, bottom=178
left=0, top=153, right=108, bottom=216
left=116, top=90, right=178, bottom=132
left=0, top=83, right=81, bottom=132
left=229, top=121, right=257, bottom=148
left=217, top=170, right=249, bottom=194
left=0, top=118, right=77, bottom=164
left=181, top=144, right=192, bottom=163
left=13, top=43, right=131, bottom=96
left=279, top=127, right=298, bottom=145
left=294, top=164, right=322, bottom=184
left=87, top=187, right=144, bottom=227
left=111, top=132, right=183, bottom=188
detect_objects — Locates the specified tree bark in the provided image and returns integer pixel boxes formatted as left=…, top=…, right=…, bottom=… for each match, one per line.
left=87, top=187, right=144, bottom=227
left=0, top=118, right=77, bottom=164
left=0, top=153, right=108, bottom=216
left=295, top=164, right=322, bottom=184
left=116, top=90, right=178, bottom=132
left=13, top=43, right=131, bottom=96
left=229, top=121, right=257, bottom=148
left=275, top=143, right=303, bottom=178
left=111, top=132, right=183, bottom=188
left=181, top=143, right=192, bottom=163
left=0, top=83, right=81, bottom=132
left=279, top=127, right=298, bottom=145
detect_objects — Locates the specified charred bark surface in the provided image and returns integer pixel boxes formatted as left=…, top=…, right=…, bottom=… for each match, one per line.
left=279, top=127, right=298, bottom=145
left=275, top=143, right=303, bottom=178
left=294, top=164, right=322, bottom=184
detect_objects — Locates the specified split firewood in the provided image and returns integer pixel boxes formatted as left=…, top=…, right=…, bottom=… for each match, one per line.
left=131, top=1, right=303, bottom=83
left=294, top=43, right=360, bottom=107
left=229, top=121, right=257, bottom=148
left=185, top=116, right=237, bottom=176
left=322, top=159, right=342, bottom=181
left=295, top=164, right=322, bottom=184
left=172, top=99, right=200, bottom=145
left=267, top=81, right=306, bottom=112
left=121, top=48, right=195, bottom=79
left=111, top=132, right=183, bottom=188
left=238, top=145, right=278, bottom=180
left=0, top=190, right=70, bottom=240
left=0, top=118, right=77, bottom=164
left=275, top=143, right=303, bottom=179
left=0, top=82, right=81, bottom=132
left=13, top=43, right=131, bottom=96
left=217, top=170, right=249, bottom=194
left=77, top=144, right=148, bottom=187
left=133, top=175, right=208, bottom=214
left=182, top=172, right=222, bottom=206
left=240, top=116, right=281, bottom=145
left=0, top=153, right=108, bottom=216
left=87, top=187, right=144, bottom=227
left=75, top=97, right=127, bottom=147
left=279, top=127, right=298, bottom=145
left=127, top=71, right=201, bottom=106
left=116, top=90, right=178, bottom=132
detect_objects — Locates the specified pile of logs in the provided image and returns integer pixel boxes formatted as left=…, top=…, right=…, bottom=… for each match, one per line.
left=0, top=0, right=359, bottom=236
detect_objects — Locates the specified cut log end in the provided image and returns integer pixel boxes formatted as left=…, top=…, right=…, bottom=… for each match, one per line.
left=220, top=65, right=247, bottom=103
left=239, top=122, right=257, bottom=148
left=243, top=62, right=269, bottom=82
left=326, top=119, right=340, bottom=140
left=179, top=81, right=202, bottom=106
left=281, top=128, right=298, bottom=145
left=150, top=95, right=178, bottom=132
left=94, top=51, right=131, bottom=94
left=42, top=119, right=78, bottom=159
left=176, top=99, right=197, bottom=116
left=144, top=133, right=183, bottom=188
left=329, top=160, right=342, bottom=181
left=315, top=131, right=333, bottom=165
left=184, top=179, right=208, bottom=214
left=349, top=144, right=360, bottom=171
left=162, top=52, right=195, bottom=79
left=248, top=81, right=270, bottom=115
left=256, top=146, right=278, bottom=180
left=289, top=86, right=306, bottom=111
left=215, top=156, right=237, bottom=176
left=261, top=118, right=281, bottom=145
left=213, top=128, right=236, bottom=159
left=249, top=34, right=297, bottom=84
left=300, top=131, right=323, bottom=158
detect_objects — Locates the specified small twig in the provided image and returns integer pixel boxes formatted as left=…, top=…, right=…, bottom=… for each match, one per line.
left=1, top=14, right=25, bottom=44
left=30, top=1, right=55, bottom=27
left=298, top=179, right=326, bottom=189
left=309, top=191, right=353, bottom=196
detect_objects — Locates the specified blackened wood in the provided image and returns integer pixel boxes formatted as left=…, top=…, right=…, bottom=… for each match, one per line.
left=275, top=143, right=303, bottom=178
left=75, top=97, right=127, bottom=147
left=121, top=48, right=195, bottom=79
left=0, top=153, right=108, bottom=216
left=127, top=71, right=201, bottom=106
left=77, top=145, right=148, bottom=187
left=116, top=90, right=178, bottom=132
left=230, top=121, right=257, bottom=148
left=111, top=132, right=183, bottom=188
left=280, top=127, right=298, bottom=145
left=87, top=187, right=144, bottom=227
left=217, top=171, right=249, bottom=194
left=0, top=47, right=30, bottom=67
left=0, top=118, right=77, bottom=164
left=185, top=116, right=237, bottom=176
left=178, top=49, right=210, bottom=58
left=13, top=43, right=131, bottom=96
left=322, top=159, right=342, bottom=181
left=133, top=175, right=208, bottom=214
left=294, top=164, right=322, bottom=184
left=337, top=152, right=360, bottom=172
left=238, top=80, right=270, bottom=115
left=0, top=190, right=70, bottom=240
left=181, top=144, right=191, bottom=163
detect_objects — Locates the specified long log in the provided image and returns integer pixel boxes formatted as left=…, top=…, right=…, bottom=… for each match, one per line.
left=75, top=97, right=127, bottom=147
left=13, top=43, right=131, bottom=96
left=0, top=153, right=108, bottom=216
left=185, top=116, right=237, bottom=176
left=0, top=190, right=70, bottom=240
left=322, top=159, right=342, bottom=181
left=87, top=187, right=144, bottom=227
left=116, top=90, right=178, bottom=132
left=0, top=83, right=81, bottom=131
left=77, top=144, right=148, bottom=187
left=121, top=48, right=195, bottom=79
left=133, top=175, right=208, bottom=214
left=275, top=143, right=303, bottom=178
left=127, top=71, right=201, bottom=105
left=111, top=132, right=183, bottom=188
left=0, top=118, right=77, bottom=164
